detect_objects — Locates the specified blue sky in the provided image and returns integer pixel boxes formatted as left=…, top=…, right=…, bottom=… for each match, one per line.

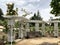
left=0, top=0, right=56, bottom=21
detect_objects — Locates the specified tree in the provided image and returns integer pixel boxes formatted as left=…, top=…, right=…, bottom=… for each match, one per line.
left=6, top=3, right=18, bottom=15
left=30, top=10, right=42, bottom=20
left=0, top=8, right=4, bottom=25
left=30, top=13, right=37, bottom=20
left=36, top=10, right=42, bottom=20
left=0, top=8, right=7, bottom=33
left=30, top=10, right=42, bottom=27
left=0, top=8, right=4, bottom=20
left=3, top=3, right=19, bottom=33
left=2, top=3, right=18, bottom=33
left=50, top=0, right=60, bottom=16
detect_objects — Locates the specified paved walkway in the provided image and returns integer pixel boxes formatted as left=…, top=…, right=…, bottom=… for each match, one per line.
left=16, top=37, right=60, bottom=45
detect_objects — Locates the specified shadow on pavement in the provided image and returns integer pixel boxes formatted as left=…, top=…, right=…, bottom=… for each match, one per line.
left=39, top=42, right=58, bottom=45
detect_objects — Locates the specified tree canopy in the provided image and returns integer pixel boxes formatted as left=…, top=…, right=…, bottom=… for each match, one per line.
left=6, top=3, right=18, bottom=15
left=0, top=8, right=4, bottom=20
left=30, top=10, right=42, bottom=27
left=50, top=0, right=60, bottom=16
left=30, top=10, right=42, bottom=20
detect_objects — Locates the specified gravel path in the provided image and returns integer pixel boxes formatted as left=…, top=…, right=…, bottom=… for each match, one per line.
left=16, top=37, right=60, bottom=45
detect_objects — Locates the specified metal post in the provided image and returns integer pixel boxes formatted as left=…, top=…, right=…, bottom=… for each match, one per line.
left=42, top=22, right=45, bottom=36
left=11, top=25, right=12, bottom=45
left=35, top=22, right=39, bottom=31
left=9, top=19, right=14, bottom=45
left=54, top=22, right=58, bottom=37
left=10, top=20, right=13, bottom=45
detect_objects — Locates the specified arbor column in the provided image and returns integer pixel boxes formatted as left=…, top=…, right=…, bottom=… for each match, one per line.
left=35, top=22, right=39, bottom=31
left=20, top=24, right=24, bottom=38
left=7, top=19, right=15, bottom=42
left=25, top=23, right=30, bottom=38
left=54, top=22, right=58, bottom=37
left=18, top=23, right=21, bottom=38
left=19, top=22, right=29, bottom=38
left=26, top=23, right=30, bottom=32
left=42, top=22, right=45, bottom=36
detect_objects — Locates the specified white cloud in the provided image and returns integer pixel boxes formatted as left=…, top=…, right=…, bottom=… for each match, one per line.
left=22, top=4, right=35, bottom=12
left=18, top=4, right=34, bottom=16
left=29, top=0, right=40, bottom=2
left=0, top=0, right=54, bottom=21
left=14, top=0, right=26, bottom=6
left=23, top=4, right=34, bottom=9
left=40, top=8, right=54, bottom=21
left=0, top=0, right=26, bottom=6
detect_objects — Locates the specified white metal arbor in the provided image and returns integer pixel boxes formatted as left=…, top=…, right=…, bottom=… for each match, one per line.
left=3, top=15, right=60, bottom=45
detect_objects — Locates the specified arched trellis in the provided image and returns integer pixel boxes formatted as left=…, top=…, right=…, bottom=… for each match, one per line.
left=3, top=15, right=28, bottom=45
left=3, top=15, right=60, bottom=44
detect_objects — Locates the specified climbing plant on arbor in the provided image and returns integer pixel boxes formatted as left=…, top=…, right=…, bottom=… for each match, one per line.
left=6, top=3, right=18, bottom=15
